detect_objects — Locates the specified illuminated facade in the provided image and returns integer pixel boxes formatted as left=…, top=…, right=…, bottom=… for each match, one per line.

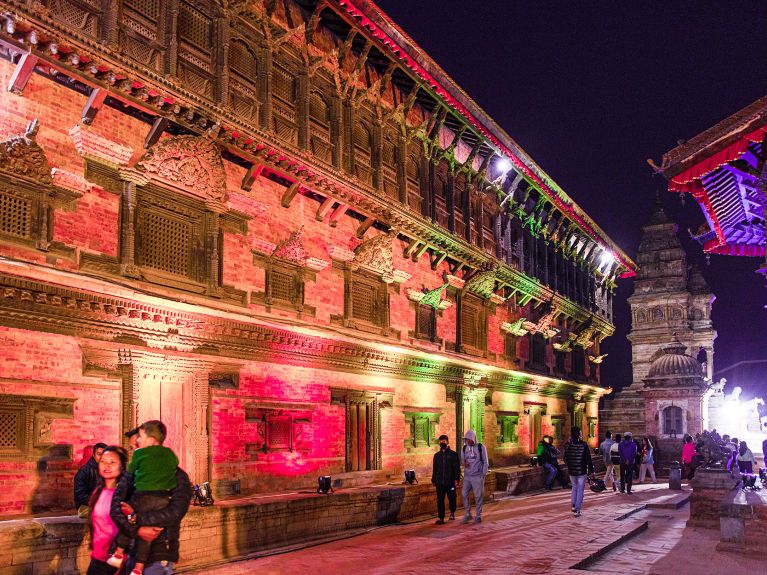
left=0, top=0, right=634, bottom=515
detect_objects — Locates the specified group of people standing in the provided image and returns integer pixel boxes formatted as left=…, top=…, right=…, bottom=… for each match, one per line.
left=599, top=431, right=656, bottom=494
left=680, top=429, right=766, bottom=480
left=72, top=421, right=192, bottom=575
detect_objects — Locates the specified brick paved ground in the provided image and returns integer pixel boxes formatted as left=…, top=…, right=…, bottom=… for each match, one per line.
left=182, top=483, right=764, bottom=575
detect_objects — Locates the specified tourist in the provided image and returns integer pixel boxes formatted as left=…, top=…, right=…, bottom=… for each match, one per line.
left=681, top=436, right=695, bottom=480
left=599, top=431, right=616, bottom=489
left=618, top=432, right=637, bottom=494
left=75, top=443, right=108, bottom=518
left=609, top=440, right=622, bottom=492
left=726, top=438, right=739, bottom=472
left=125, top=428, right=140, bottom=454
left=738, top=441, right=754, bottom=474
left=110, top=423, right=193, bottom=575
left=563, top=426, right=594, bottom=517
left=108, top=421, right=180, bottom=575
left=633, top=438, right=642, bottom=480
left=547, top=436, right=571, bottom=489
left=431, top=434, right=460, bottom=524
left=86, top=446, right=128, bottom=575
left=460, top=429, right=488, bottom=524
left=537, top=435, right=557, bottom=490
left=639, top=437, right=656, bottom=483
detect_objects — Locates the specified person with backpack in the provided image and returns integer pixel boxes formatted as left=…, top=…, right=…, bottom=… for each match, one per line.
left=537, top=436, right=557, bottom=490
left=460, top=429, right=488, bottom=524
left=563, top=427, right=594, bottom=517
left=599, top=431, right=616, bottom=490
left=431, top=434, right=460, bottom=524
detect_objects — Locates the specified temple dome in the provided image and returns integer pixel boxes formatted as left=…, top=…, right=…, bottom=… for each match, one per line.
left=646, top=337, right=703, bottom=379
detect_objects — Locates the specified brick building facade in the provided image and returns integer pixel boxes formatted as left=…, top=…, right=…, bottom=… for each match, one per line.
left=0, top=0, right=634, bottom=516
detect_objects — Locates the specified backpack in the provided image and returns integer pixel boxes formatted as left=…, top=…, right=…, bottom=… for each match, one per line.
left=610, top=442, right=621, bottom=465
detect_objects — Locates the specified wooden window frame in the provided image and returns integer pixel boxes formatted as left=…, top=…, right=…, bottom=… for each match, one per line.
left=0, top=394, right=74, bottom=461
left=459, top=292, right=487, bottom=357
left=496, top=412, right=520, bottom=445
left=333, top=268, right=392, bottom=335
left=529, top=333, right=547, bottom=372
left=403, top=411, right=441, bottom=450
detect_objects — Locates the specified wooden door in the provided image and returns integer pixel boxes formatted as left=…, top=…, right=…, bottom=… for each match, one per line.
left=160, top=376, right=185, bottom=470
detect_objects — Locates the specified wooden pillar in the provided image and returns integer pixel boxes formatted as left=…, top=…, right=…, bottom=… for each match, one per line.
left=165, top=0, right=180, bottom=77
left=215, top=16, right=229, bottom=106
left=297, top=70, right=310, bottom=150
left=330, top=94, right=343, bottom=169
left=119, top=181, right=140, bottom=278
left=259, top=45, right=273, bottom=132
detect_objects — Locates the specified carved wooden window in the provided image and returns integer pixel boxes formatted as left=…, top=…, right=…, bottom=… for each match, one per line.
left=406, top=143, right=422, bottom=213
left=415, top=304, right=437, bottom=342
left=45, top=0, right=103, bottom=39
left=228, top=39, right=259, bottom=121
left=0, top=394, right=74, bottom=460
left=482, top=206, right=495, bottom=255
left=572, top=346, right=585, bottom=380
left=353, top=123, right=373, bottom=185
left=496, top=413, right=519, bottom=444
left=453, top=171, right=467, bottom=238
left=178, top=0, right=215, bottom=100
left=652, top=307, right=664, bottom=321
left=529, top=333, right=547, bottom=371
left=434, top=160, right=450, bottom=228
left=266, top=415, right=292, bottom=450
left=120, top=0, right=165, bottom=72
left=264, top=262, right=308, bottom=313
left=272, top=64, right=298, bottom=144
left=551, top=415, right=566, bottom=442
left=309, top=91, right=332, bottom=163
left=662, top=406, right=683, bottom=435
left=0, top=409, right=22, bottom=455
left=343, top=270, right=388, bottom=331
left=404, top=411, right=440, bottom=449
left=381, top=133, right=399, bottom=200
left=0, top=191, right=32, bottom=241
left=503, top=333, right=517, bottom=363
left=460, top=294, right=486, bottom=354
left=135, top=190, right=207, bottom=290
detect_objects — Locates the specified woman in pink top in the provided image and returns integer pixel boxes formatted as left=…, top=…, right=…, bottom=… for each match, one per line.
left=681, top=436, right=696, bottom=480
left=87, top=446, right=128, bottom=575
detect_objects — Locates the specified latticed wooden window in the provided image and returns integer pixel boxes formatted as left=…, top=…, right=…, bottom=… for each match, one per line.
left=139, top=211, right=192, bottom=277
left=0, top=411, right=21, bottom=450
left=228, top=39, right=259, bottom=120
left=416, top=304, right=436, bottom=341
left=269, top=269, right=295, bottom=304
left=498, top=416, right=519, bottom=444
left=406, top=144, right=422, bottom=212
left=120, top=0, right=164, bottom=71
left=414, top=417, right=428, bottom=445
left=266, top=415, right=291, bottom=450
left=0, top=191, right=32, bottom=240
left=230, top=40, right=257, bottom=80
left=272, top=65, right=296, bottom=105
left=353, top=123, right=372, bottom=184
left=381, top=135, right=398, bottom=199
left=309, top=91, right=331, bottom=163
left=46, top=0, right=102, bottom=38
left=178, top=1, right=212, bottom=52
left=504, top=333, right=517, bottom=361
left=352, top=281, right=377, bottom=324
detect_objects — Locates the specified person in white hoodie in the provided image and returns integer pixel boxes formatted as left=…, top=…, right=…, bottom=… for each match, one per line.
left=460, top=429, right=489, bottom=524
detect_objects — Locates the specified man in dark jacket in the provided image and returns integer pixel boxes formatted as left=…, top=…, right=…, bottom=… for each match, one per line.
left=618, top=432, right=638, bottom=494
left=563, top=427, right=594, bottom=517
left=111, top=466, right=193, bottom=574
left=74, top=442, right=107, bottom=517
left=431, top=434, right=460, bottom=524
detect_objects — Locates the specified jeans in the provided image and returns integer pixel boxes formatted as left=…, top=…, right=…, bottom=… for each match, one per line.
left=143, top=562, right=173, bottom=575
left=621, top=463, right=635, bottom=492
left=603, top=463, right=616, bottom=486
left=542, top=463, right=557, bottom=488
left=462, top=475, right=484, bottom=518
left=570, top=474, right=587, bottom=513
left=639, top=463, right=656, bottom=482
left=435, top=484, right=457, bottom=519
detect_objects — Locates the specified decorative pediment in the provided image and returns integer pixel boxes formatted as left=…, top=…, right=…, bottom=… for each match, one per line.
left=351, top=231, right=409, bottom=283
left=464, top=264, right=500, bottom=299
left=501, top=317, right=529, bottom=337
left=407, top=281, right=452, bottom=310
left=0, top=120, right=52, bottom=185
left=253, top=227, right=329, bottom=272
left=137, top=135, right=228, bottom=208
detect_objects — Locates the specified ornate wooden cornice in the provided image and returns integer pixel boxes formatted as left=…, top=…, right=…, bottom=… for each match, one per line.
left=0, top=267, right=608, bottom=401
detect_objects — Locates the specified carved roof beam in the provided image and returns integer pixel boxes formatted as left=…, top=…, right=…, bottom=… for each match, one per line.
left=242, top=162, right=266, bottom=192
left=328, top=203, right=348, bottom=227
left=81, top=88, right=107, bottom=125
left=402, top=237, right=423, bottom=259
left=355, top=216, right=376, bottom=239
left=337, top=29, right=358, bottom=70
left=144, top=116, right=170, bottom=150
left=429, top=250, right=447, bottom=271
left=280, top=181, right=301, bottom=207
left=305, top=0, right=329, bottom=45
left=315, top=196, right=336, bottom=222
left=7, top=51, right=38, bottom=95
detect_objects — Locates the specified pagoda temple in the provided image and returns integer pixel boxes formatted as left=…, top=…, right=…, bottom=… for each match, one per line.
left=0, top=0, right=635, bottom=516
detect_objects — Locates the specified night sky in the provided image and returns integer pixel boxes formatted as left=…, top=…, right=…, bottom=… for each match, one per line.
left=375, top=1, right=767, bottom=394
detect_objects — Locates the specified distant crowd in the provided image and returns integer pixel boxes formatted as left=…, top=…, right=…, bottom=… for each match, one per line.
left=679, top=428, right=765, bottom=481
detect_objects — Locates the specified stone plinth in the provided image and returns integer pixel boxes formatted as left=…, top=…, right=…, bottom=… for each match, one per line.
left=717, top=488, right=767, bottom=553
left=688, top=467, right=739, bottom=528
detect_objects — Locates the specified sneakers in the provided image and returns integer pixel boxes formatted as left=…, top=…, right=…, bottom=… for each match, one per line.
left=449, top=513, right=455, bottom=521
left=461, top=515, right=472, bottom=524
left=474, top=517, right=482, bottom=524
left=574, top=511, right=581, bottom=518
left=435, top=519, right=445, bottom=525
left=106, top=553, right=124, bottom=569
left=571, top=505, right=576, bottom=513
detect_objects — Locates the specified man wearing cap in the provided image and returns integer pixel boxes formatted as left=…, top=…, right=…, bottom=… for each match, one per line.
left=618, top=432, right=638, bottom=494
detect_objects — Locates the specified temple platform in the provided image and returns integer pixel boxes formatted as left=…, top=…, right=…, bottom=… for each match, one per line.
left=718, top=486, right=767, bottom=553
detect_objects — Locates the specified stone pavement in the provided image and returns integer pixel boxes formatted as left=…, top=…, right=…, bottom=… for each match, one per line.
left=182, top=483, right=763, bottom=575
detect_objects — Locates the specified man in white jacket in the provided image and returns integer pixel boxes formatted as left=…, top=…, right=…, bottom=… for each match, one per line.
left=460, top=429, right=489, bottom=524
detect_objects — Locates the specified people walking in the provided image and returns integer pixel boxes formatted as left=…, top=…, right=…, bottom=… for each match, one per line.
left=86, top=446, right=128, bottom=575
left=599, top=431, right=616, bottom=489
left=618, top=432, right=637, bottom=494
left=431, top=434, right=460, bottom=524
left=563, top=427, right=594, bottom=517
left=460, top=429, right=488, bottom=524
left=75, top=443, right=108, bottom=518
left=681, top=436, right=695, bottom=480
left=639, top=437, right=657, bottom=483
left=609, top=441, right=622, bottom=492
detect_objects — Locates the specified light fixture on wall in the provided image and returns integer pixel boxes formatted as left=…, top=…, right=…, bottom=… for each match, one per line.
left=403, top=470, right=418, bottom=485
left=317, top=475, right=333, bottom=495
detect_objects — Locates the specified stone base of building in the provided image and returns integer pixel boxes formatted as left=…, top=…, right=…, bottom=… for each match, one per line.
left=0, top=474, right=498, bottom=574
left=717, top=487, right=767, bottom=554
left=688, top=467, right=739, bottom=529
